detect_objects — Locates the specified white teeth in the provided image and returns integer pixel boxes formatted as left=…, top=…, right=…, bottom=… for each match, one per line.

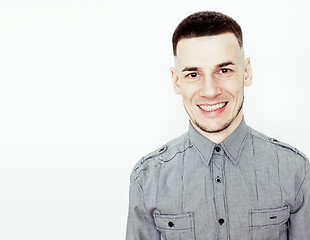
left=199, top=102, right=226, bottom=112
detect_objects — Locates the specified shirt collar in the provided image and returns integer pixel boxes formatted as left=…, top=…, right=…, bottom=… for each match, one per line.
left=188, top=117, right=249, bottom=166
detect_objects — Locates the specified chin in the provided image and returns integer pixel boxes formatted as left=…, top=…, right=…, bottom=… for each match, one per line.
left=199, top=123, right=230, bottom=134
left=194, top=116, right=236, bottom=133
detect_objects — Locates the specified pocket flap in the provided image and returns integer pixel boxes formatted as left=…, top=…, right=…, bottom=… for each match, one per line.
left=153, top=210, right=194, bottom=231
left=250, top=205, right=290, bottom=227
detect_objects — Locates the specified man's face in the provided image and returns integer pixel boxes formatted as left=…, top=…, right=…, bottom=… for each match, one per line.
left=171, top=33, right=252, bottom=137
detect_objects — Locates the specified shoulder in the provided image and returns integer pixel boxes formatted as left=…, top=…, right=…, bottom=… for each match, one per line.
left=130, top=132, right=192, bottom=182
left=249, top=126, right=309, bottom=166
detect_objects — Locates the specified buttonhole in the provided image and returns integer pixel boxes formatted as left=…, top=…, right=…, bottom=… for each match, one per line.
left=168, top=221, right=174, bottom=227
left=159, top=145, right=167, bottom=153
left=270, top=216, right=277, bottom=219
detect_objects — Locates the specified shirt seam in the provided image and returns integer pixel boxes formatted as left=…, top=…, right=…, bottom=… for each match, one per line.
left=295, top=162, right=309, bottom=203
left=133, top=177, right=149, bottom=222
left=133, top=139, right=193, bottom=181
left=274, top=145, right=284, bottom=205
left=163, top=144, right=193, bottom=162
left=251, top=129, right=308, bottom=163
left=249, top=131, right=268, bottom=142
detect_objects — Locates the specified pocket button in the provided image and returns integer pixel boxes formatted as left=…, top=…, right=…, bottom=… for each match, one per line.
left=168, top=221, right=174, bottom=227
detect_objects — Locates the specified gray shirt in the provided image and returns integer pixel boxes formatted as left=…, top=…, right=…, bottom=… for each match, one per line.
left=126, top=119, right=310, bottom=239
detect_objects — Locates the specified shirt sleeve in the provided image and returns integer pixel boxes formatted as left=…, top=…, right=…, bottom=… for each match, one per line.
left=288, top=160, right=310, bottom=239
left=125, top=176, right=160, bottom=240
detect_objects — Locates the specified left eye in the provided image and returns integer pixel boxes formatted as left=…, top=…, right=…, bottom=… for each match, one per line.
left=220, top=68, right=230, bottom=74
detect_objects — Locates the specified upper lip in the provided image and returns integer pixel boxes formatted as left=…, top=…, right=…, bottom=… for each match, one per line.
left=198, top=101, right=228, bottom=106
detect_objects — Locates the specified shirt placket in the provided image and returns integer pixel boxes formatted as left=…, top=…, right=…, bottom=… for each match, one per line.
left=212, top=145, right=228, bottom=240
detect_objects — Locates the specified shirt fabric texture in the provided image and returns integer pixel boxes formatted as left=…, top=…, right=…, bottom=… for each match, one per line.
left=126, top=118, right=310, bottom=239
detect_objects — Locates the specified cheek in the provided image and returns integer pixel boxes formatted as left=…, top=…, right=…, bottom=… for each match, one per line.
left=180, top=87, right=197, bottom=104
left=224, top=78, right=244, bottom=97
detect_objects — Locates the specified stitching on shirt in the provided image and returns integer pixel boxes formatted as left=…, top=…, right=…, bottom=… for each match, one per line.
left=223, top=156, right=231, bottom=239
left=191, top=142, right=212, bottom=167
left=213, top=160, right=223, bottom=171
left=134, top=140, right=193, bottom=188
left=156, top=160, right=162, bottom=210
left=236, top=131, right=250, bottom=160
left=133, top=177, right=150, bottom=224
left=251, top=134, right=259, bottom=202
left=153, top=212, right=195, bottom=231
left=204, top=176, right=208, bottom=206
left=274, top=145, right=284, bottom=205
left=136, top=136, right=192, bottom=170
left=250, top=128, right=310, bottom=211
left=250, top=219, right=288, bottom=228
left=140, top=152, right=162, bottom=165
left=134, top=168, right=147, bottom=182
left=250, top=128, right=308, bottom=162
left=250, top=133, right=271, bottom=144
left=211, top=161, right=220, bottom=237
left=249, top=206, right=289, bottom=227
left=182, top=146, right=185, bottom=213
left=133, top=139, right=193, bottom=195
left=163, top=144, right=193, bottom=162
left=294, top=162, right=309, bottom=206
left=250, top=205, right=289, bottom=213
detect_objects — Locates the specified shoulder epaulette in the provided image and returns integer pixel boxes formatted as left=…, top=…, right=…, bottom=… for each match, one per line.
left=133, top=133, right=192, bottom=175
left=133, top=145, right=168, bottom=172
left=140, top=145, right=168, bottom=164
left=269, top=138, right=308, bottom=161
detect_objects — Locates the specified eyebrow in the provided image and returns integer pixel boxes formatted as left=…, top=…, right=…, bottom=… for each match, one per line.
left=217, top=61, right=235, bottom=68
left=182, top=61, right=236, bottom=72
left=182, top=67, right=199, bottom=72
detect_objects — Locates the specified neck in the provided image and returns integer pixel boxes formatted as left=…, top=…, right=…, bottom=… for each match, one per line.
left=191, top=112, right=244, bottom=144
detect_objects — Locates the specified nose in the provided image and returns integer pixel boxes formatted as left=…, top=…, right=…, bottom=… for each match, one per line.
left=199, top=74, right=222, bottom=98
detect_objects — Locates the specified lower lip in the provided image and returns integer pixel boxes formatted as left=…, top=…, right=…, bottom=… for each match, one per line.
left=198, top=103, right=228, bottom=116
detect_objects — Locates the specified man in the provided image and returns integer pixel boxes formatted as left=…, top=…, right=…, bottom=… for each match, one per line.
left=126, top=11, right=310, bottom=239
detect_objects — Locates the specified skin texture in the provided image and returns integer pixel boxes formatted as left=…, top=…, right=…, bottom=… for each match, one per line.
left=171, top=33, right=253, bottom=143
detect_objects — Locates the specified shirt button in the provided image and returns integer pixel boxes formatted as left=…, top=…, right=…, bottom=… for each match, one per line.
left=218, top=218, right=225, bottom=225
left=168, top=221, right=174, bottom=227
left=215, top=176, right=222, bottom=183
left=215, top=146, right=221, bottom=152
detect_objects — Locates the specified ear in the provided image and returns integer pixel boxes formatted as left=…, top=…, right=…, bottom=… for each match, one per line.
left=243, top=57, right=253, bottom=87
left=171, top=67, right=181, bottom=94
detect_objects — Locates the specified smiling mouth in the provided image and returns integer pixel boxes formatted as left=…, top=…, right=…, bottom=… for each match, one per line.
left=198, top=102, right=228, bottom=112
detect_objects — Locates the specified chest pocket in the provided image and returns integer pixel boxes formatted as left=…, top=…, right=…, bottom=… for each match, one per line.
left=249, top=205, right=290, bottom=240
left=153, top=210, right=195, bottom=240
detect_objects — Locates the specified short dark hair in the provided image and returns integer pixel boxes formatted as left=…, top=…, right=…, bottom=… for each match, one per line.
left=172, top=11, right=243, bottom=56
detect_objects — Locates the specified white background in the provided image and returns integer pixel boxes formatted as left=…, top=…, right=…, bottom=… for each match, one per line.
left=0, top=0, right=309, bottom=239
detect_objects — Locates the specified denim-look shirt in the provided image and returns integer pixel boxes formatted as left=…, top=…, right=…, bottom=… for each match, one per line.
left=126, top=118, right=310, bottom=240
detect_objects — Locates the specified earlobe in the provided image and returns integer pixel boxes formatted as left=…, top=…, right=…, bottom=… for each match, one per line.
left=171, top=67, right=181, bottom=94
left=243, top=58, right=253, bottom=87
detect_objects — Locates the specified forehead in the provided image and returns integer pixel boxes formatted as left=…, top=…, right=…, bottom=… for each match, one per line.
left=175, top=33, right=243, bottom=68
